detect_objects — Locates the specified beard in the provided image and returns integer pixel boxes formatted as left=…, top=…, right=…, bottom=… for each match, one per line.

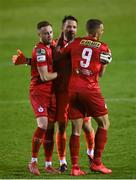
left=66, top=31, right=75, bottom=41
left=42, top=39, right=52, bottom=45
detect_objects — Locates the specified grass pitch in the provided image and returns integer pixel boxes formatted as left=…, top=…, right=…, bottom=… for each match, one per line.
left=0, top=0, right=136, bottom=178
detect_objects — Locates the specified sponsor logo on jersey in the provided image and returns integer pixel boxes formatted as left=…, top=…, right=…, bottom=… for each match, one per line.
left=37, top=55, right=46, bottom=62
left=80, top=40, right=101, bottom=48
left=38, top=106, right=44, bottom=112
left=36, top=48, right=46, bottom=55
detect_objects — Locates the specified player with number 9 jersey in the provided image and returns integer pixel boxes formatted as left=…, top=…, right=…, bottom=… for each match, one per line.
left=61, top=35, right=111, bottom=118
left=57, top=19, right=112, bottom=175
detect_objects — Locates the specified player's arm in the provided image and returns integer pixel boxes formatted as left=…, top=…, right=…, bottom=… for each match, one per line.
left=37, top=66, right=58, bottom=81
left=12, top=49, right=31, bottom=65
left=99, top=64, right=107, bottom=77
left=100, top=45, right=112, bottom=65
left=100, top=51, right=112, bottom=64
left=55, top=32, right=65, bottom=50
left=99, top=47, right=112, bottom=77
left=54, top=47, right=68, bottom=61
left=54, top=44, right=71, bottom=62
left=53, top=32, right=65, bottom=61
left=54, top=32, right=72, bottom=61
left=99, top=46, right=112, bottom=76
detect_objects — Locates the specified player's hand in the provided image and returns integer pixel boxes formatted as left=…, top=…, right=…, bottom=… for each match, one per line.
left=100, top=52, right=112, bottom=64
left=12, top=49, right=27, bottom=65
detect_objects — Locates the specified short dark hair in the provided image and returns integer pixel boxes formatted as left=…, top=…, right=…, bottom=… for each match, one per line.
left=37, top=21, right=52, bottom=30
left=62, top=15, right=78, bottom=24
left=86, top=19, right=103, bottom=34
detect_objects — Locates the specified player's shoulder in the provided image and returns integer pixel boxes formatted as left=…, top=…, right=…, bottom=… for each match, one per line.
left=100, top=41, right=108, bottom=47
left=100, top=41, right=110, bottom=51
left=74, top=37, right=82, bottom=41
left=33, top=42, right=47, bottom=56
left=33, top=42, right=44, bottom=50
left=75, top=36, right=81, bottom=40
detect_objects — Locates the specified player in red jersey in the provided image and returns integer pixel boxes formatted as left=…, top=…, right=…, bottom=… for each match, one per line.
left=12, top=36, right=59, bottom=174
left=56, top=19, right=112, bottom=175
left=26, top=21, right=59, bottom=176
left=54, top=16, right=95, bottom=172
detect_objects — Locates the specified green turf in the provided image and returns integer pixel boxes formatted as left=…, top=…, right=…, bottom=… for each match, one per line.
left=0, top=0, right=136, bottom=178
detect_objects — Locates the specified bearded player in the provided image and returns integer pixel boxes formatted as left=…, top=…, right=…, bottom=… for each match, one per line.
left=56, top=18, right=112, bottom=175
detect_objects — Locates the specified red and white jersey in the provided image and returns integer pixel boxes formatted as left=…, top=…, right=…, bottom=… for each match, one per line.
left=30, top=42, right=54, bottom=92
left=62, top=36, right=111, bottom=91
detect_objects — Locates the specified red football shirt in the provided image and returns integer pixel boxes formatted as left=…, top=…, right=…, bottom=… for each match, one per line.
left=30, top=42, right=54, bottom=92
left=53, top=40, right=71, bottom=93
left=62, top=36, right=111, bottom=91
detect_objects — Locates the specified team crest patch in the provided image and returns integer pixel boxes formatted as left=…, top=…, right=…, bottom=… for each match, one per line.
left=36, top=48, right=46, bottom=55
left=38, top=106, right=44, bottom=112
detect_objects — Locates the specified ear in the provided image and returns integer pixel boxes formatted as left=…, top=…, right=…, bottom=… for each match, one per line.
left=92, top=32, right=97, bottom=37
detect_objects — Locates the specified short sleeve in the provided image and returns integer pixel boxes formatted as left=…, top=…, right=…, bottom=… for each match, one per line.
left=33, top=48, right=48, bottom=67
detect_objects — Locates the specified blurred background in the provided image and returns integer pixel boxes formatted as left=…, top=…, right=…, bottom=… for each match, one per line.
left=0, top=0, right=136, bottom=178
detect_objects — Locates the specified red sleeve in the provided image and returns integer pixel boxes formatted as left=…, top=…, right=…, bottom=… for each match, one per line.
left=53, top=42, right=71, bottom=61
left=32, top=47, right=48, bottom=67
left=101, top=43, right=112, bottom=54
left=60, top=40, right=74, bottom=55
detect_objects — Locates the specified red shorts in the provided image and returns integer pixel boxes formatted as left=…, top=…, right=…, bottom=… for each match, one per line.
left=55, top=92, right=69, bottom=122
left=68, top=88, right=108, bottom=119
left=30, top=89, right=56, bottom=121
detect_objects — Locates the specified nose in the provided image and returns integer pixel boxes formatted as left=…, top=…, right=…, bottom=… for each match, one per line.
left=70, top=27, right=75, bottom=31
left=48, top=33, right=52, bottom=38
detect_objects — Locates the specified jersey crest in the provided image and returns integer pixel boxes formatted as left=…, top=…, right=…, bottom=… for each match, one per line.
left=36, top=48, right=46, bottom=55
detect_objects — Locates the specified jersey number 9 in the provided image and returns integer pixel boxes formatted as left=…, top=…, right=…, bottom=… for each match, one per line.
left=80, top=48, right=92, bottom=68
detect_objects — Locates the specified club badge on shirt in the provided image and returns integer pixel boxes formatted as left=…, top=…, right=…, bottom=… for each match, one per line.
left=36, top=48, right=46, bottom=55
left=38, top=106, right=44, bottom=112
left=36, top=48, right=46, bottom=62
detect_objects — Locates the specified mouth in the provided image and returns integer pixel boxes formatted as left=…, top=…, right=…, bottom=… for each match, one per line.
left=48, top=38, right=52, bottom=41
left=69, top=31, right=74, bottom=34
left=68, top=32, right=75, bottom=37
